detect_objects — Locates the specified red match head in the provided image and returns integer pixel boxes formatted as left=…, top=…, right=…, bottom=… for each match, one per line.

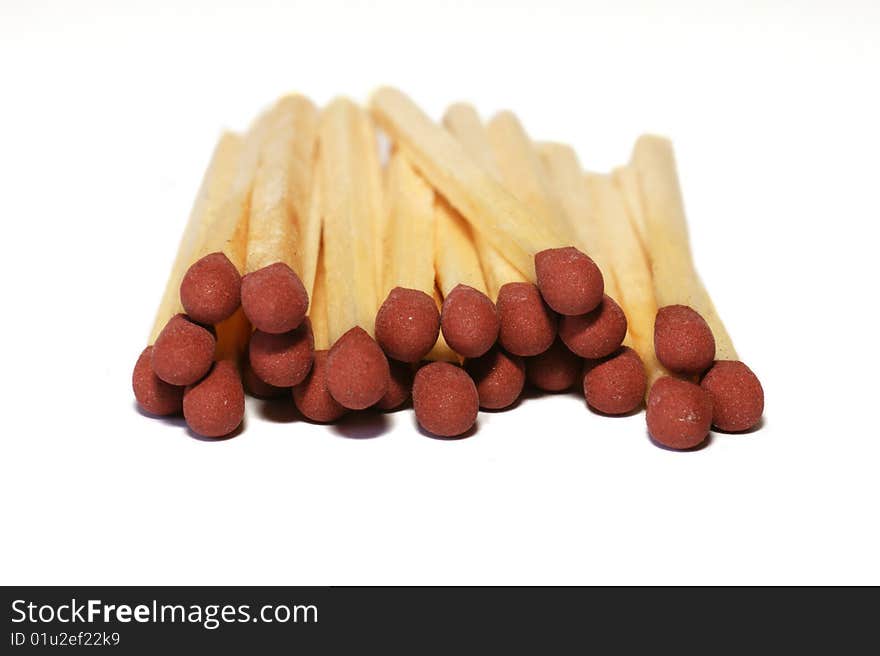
left=412, top=362, right=479, bottom=437
left=375, top=287, right=440, bottom=363
left=582, top=346, right=646, bottom=415
left=326, top=327, right=390, bottom=410
left=440, top=284, right=499, bottom=359
left=654, top=305, right=715, bottom=375
left=248, top=318, right=315, bottom=388
left=132, top=345, right=184, bottom=416
left=465, top=346, right=525, bottom=410
left=292, top=350, right=347, bottom=423
left=241, top=262, right=309, bottom=335
left=701, top=360, right=764, bottom=432
left=151, top=314, right=216, bottom=386
left=535, top=247, right=604, bottom=316
left=180, top=252, right=242, bottom=325
left=525, top=337, right=582, bottom=393
left=496, top=282, right=556, bottom=356
left=558, top=294, right=627, bottom=360
left=646, top=376, right=713, bottom=450
left=183, top=360, right=245, bottom=438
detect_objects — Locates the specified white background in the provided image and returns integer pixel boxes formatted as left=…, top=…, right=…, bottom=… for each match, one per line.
left=1, top=0, right=878, bottom=585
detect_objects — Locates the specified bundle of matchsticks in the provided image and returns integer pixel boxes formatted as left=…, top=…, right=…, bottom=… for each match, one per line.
left=132, top=88, right=764, bottom=450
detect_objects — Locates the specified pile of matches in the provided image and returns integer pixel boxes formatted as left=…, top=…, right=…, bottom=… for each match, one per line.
left=132, top=88, right=764, bottom=450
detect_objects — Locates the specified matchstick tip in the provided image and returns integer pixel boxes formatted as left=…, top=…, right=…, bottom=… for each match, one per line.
left=180, top=252, right=242, bottom=326
left=375, top=287, right=441, bottom=363
left=700, top=360, right=764, bottom=432
left=132, top=346, right=184, bottom=416
left=326, top=327, right=391, bottom=410
left=151, top=314, right=216, bottom=386
left=496, top=282, right=557, bottom=357
left=183, top=360, right=245, bottom=438
left=248, top=318, right=315, bottom=388
left=375, top=359, right=414, bottom=411
left=440, top=284, right=500, bottom=359
left=654, top=305, right=716, bottom=375
left=535, top=247, right=604, bottom=317
left=646, top=376, right=713, bottom=450
left=465, top=346, right=525, bottom=411
left=413, top=362, right=479, bottom=437
left=558, top=295, right=628, bottom=360
left=583, top=347, right=646, bottom=416
left=241, top=262, right=309, bottom=335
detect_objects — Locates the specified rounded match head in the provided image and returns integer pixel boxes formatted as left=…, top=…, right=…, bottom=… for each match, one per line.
left=179, top=252, right=242, bottom=325
left=583, top=346, right=646, bottom=415
left=534, top=247, right=604, bottom=316
left=241, top=262, right=309, bottom=335
left=465, top=346, right=525, bottom=410
left=151, top=314, right=216, bottom=386
left=525, top=337, right=582, bottom=393
left=412, top=362, right=479, bottom=437
left=292, top=350, right=347, bottom=423
left=326, top=327, right=391, bottom=410
left=132, top=346, right=184, bottom=416
left=440, top=284, right=499, bottom=359
left=558, top=294, right=627, bottom=359
left=242, top=358, right=289, bottom=399
left=496, top=282, right=557, bottom=356
left=654, top=305, right=716, bottom=375
left=701, top=360, right=764, bottom=432
left=375, top=359, right=413, bottom=411
left=248, top=319, right=315, bottom=388
left=646, top=376, right=713, bottom=450
left=183, top=360, right=245, bottom=438
left=375, top=287, right=440, bottom=363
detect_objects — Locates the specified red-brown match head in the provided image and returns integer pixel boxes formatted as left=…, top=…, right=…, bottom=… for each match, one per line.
left=583, top=346, right=646, bottom=415
left=248, top=318, right=315, bottom=388
left=375, top=287, right=440, bottom=363
left=496, top=282, right=557, bottom=356
left=326, top=327, right=390, bottom=410
left=558, top=294, right=628, bottom=359
left=465, top=346, right=525, bottom=410
left=132, top=345, right=184, bottom=416
left=646, top=376, right=713, bottom=450
left=375, top=359, right=414, bottom=411
left=654, top=305, right=716, bottom=375
left=412, top=362, right=479, bottom=437
left=292, top=350, right=347, bottom=423
left=241, top=262, right=309, bottom=335
left=525, top=337, right=582, bottom=393
left=242, top=359, right=289, bottom=399
left=701, top=360, right=764, bottom=432
left=534, top=247, right=604, bottom=316
left=180, top=252, right=242, bottom=325
left=183, top=360, right=245, bottom=438
left=440, top=284, right=499, bottom=359
left=151, top=314, right=216, bottom=386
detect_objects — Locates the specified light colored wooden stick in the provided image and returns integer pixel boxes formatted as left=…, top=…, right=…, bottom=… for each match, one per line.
left=539, top=142, right=602, bottom=261
left=370, top=87, right=565, bottom=279
left=382, top=149, right=436, bottom=297
left=487, top=112, right=573, bottom=245
left=442, top=103, right=526, bottom=298
left=591, top=172, right=670, bottom=387
left=245, top=95, right=318, bottom=276
left=611, top=165, right=649, bottom=260
left=319, top=98, right=384, bottom=342
left=434, top=196, right=489, bottom=297
left=300, top=146, right=324, bottom=300
left=630, top=136, right=736, bottom=360
left=310, top=244, right=330, bottom=351
left=148, top=132, right=244, bottom=344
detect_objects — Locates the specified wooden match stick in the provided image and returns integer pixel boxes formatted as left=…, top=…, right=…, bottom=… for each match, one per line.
left=318, top=98, right=390, bottom=409
left=434, top=196, right=500, bottom=358
left=629, top=136, right=763, bottom=431
left=601, top=171, right=713, bottom=448
left=374, top=150, right=440, bottom=363
left=240, top=95, right=318, bottom=336
left=443, top=103, right=526, bottom=300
